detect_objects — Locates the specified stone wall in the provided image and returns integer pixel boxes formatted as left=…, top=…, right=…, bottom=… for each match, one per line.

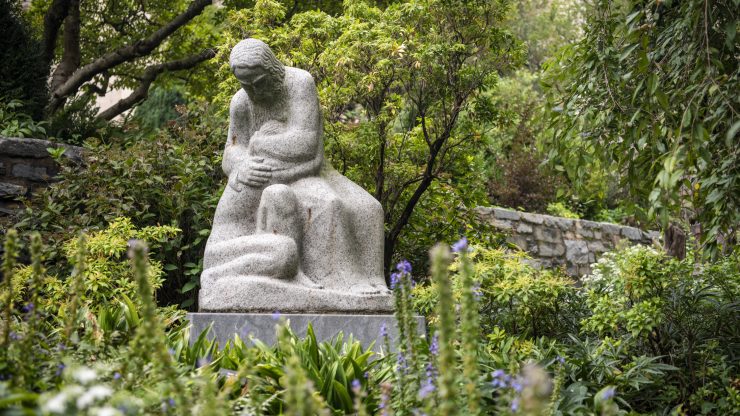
left=476, top=207, right=660, bottom=276
left=0, top=137, right=83, bottom=216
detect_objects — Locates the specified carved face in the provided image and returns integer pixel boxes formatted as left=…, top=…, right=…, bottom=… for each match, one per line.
left=233, top=64, right=278, bottom=102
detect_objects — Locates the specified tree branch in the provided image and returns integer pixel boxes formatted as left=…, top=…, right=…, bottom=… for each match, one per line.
left=43, top=0, right=71, bottom=65
left=96, top=49, right=215, bottom=121
left=50, top=0, right=80, bottom=94
left=48, top=0, right=212, bottom=114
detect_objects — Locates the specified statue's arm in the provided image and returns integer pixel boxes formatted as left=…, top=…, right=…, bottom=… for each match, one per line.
left=222, top=91, right=250, bottom=178
left=252, top=73, right=324, bottom=183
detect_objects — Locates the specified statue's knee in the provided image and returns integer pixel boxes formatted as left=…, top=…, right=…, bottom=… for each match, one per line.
left=261, top=184, right=298, bottom=214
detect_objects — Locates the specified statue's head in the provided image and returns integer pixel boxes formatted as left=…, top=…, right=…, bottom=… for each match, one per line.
left=230, top=38, right=286, bottom=101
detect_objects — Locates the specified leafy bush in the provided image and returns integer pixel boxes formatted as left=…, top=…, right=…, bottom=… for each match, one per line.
left=2, top=226, right=737, bottom=415
left=14, top=104, right=225, bottom=309
left=0, top=99, right=48, bottom=138
left=545, top=202, right=579, bottom=219
left=414, top=244, right=740, bottom=414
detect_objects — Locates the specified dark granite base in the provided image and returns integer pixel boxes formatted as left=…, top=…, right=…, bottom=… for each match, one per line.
left=186, top=313, right=425, bottom=350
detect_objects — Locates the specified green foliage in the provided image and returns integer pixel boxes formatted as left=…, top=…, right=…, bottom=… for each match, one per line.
left=546, top=202, right=579, bottom=219
left=131, top=87, right=186, bottom=131
left=544, top=0, right=740, bottom=252
left=15, top=104, right=225, bottom=309
left=5, top=228, right=737, bottom=414
left=0, top=0, right=49, bottom=120
left=414, top=243, right=740, bottom=414
left=0, top=99, right=48, bottom=138
left=414, top=247, right=583, bottom=339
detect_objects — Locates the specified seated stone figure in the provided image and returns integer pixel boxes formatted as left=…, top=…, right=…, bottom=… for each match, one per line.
left=199, top=39, right=393, bottom=313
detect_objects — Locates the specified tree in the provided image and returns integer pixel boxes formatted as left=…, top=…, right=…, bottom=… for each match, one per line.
left=544, top=0, right=739, bottom=254
left=216, top=0, right=522, bottom=278
left=28, top=0, right=218, bottom=121
left=0, top=0, right=49, bottom=119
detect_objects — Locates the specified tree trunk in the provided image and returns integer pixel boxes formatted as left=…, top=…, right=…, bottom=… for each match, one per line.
left=42, top=0, right=72, bottom=66
left=49, top=0, right=80, bottom=94
left=664, top=222, right=686, bottom=260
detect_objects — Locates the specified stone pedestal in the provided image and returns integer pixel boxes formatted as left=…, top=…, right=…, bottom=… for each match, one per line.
left=187, top=313, right=425, bottom=350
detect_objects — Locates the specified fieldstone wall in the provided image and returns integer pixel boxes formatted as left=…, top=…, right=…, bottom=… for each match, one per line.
left=476, top=207, right=660, bottom=276
left=0, top=137, right=83, bottom=216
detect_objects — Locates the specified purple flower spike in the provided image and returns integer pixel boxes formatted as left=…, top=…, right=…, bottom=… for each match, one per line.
left=511, top=378, right=524, bottom=393
left=396, top=260, right=412, bottom=274
left=418, top=382, right=435, bottom=399
left=351, top=379, right=361, bottom=392
left=510, top=397, right=520, bottom=412
left=429, top=333, right=439, bottom=356
left=451, top=236, right=468, bottom=253
left=390, top=273, right=401, bottom=290
left=380, top=322, right=388, bottom=338
left=557, top=355, right=565, bottom=365
left=602, top=387, right=616, bottom=400
left=21, top=303, right=34, bottom=313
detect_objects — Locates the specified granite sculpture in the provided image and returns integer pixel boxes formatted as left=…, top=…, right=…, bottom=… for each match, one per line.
left=199, top=39, right=393, bottom=313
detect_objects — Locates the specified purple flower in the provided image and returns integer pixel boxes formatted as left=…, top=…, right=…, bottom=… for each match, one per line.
left=379, top=322, right=388, bottom=339
left=56, top=363, right=65, bottom=376
left=271, top=310, right=281, bottom=320
left=510, top=397, right=520, bottom=412
left=418, top=381, right=435, bottom=399
left=113, top=372, right=121, bottom=380
left=9, top=331, right=20, bottom=341
left=390, top=273, right=401, bottom=290
left=396, top=260, right=412, bottom=274
left=351, top=379, right=361, bottom=392
left=397, top=351, right=408, bottom=373
left=557, top=355, right=565, bottom=365
left=451, top=236, right=468, bottom=253
left=491, top=369, right=509, bottom=388
left=429, top=333, right=439, bottom=356
left=472, top=282, right=482, bottom=301
left=167, top=348, right=175, bottom=357
left=511, top=378, right=524, bottom=393
left=601, top=387, right=616, bottom=400
left=21, top=303, right=34, bottom=313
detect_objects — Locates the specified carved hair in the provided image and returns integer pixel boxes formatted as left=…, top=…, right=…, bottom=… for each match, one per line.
left=230, top=38, right=285, bottom=82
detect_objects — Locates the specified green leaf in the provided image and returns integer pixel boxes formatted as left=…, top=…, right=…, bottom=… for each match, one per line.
left=181, top=281, right=198, bottom=293
left=727, top=121, right=740, bottom=147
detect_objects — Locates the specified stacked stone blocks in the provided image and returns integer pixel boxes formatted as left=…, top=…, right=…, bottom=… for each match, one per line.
left=477, top=207, right=660, bottom=276
left=0, top=137, right=83, bottom=216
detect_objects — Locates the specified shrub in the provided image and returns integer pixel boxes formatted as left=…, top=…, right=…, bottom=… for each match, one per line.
left=14, top=104, right=225, bottom=309
left=413, top=243, right=740, bottom=414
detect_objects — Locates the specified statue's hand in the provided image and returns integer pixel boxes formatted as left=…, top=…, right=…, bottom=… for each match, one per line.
left=239, top=156, right=273, bottom=188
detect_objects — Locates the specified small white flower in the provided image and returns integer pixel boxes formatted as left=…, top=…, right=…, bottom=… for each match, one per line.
left=91, top=406, right=123, bottom=416
left=76, top=385, right=113, bottom=408
left=42, top=392, right=68, bottom=414
left=73, top=367, right=98, bottom=384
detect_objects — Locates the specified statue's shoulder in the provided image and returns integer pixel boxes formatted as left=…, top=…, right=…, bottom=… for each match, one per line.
left=285, top=67, right=316, bottom=90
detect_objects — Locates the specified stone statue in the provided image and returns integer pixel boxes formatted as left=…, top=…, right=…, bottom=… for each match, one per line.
left=199, top=39, right=393, bottom=313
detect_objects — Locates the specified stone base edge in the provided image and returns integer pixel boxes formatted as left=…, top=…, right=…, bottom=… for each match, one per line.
left=198, top=275, right=395, bottom=313
left=186, top=313, right=425, bottom=350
